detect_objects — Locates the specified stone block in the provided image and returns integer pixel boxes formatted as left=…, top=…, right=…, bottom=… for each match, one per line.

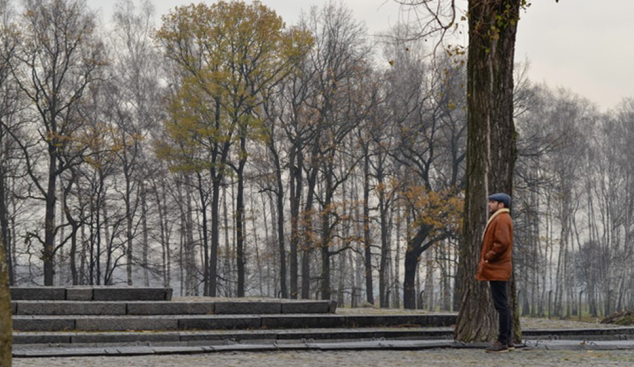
left=92, top=287, right=172, bottom=301
left=179, top=315, right=261, bottom=330
left=180, top=330, right=277, bottom=343
left=126, top=301, right=215, bottom=315
left=280, top=301, right=330, bottom=314
left=343, top=314, right=456, bottom=328
left=10, top=287, right=66, bottom=301
left=214, top=301, right=281, bottom=315
left=72, top=332, right=180, bottom=345
left=261, top=315, right=345, bottom=329
left=76, top=316, right=179, bottom=331
left=13, top=333, right=73, bottom=345
left=66, top=287, right=94, bottom=301
left=14, top=348, right=107, bottom=358
left=16, top=301, right=126, bottom=315
left=12, top=316, right=75, bottom=332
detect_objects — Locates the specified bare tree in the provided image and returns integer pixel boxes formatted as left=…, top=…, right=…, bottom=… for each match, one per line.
left=300, top=1, right=372, bottom=300
left=11, top=0, right=105, bottom=285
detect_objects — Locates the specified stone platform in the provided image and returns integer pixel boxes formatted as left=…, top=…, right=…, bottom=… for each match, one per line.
left=9, top=286, right=454, bottom=347
left=10, top=286, right=634, bottom=358
left=10, top=286, right=173, bottom=301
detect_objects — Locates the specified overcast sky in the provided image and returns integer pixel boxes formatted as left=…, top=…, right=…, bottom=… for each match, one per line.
left=87, top=0, right=634, bottom=112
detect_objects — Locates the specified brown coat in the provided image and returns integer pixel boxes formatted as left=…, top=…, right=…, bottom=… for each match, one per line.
left=476, top=209, right=513, bottom=281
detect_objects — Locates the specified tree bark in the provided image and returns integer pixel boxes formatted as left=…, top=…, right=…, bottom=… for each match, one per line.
left=236, top=134, right=247, bottom=297
left=454, top=0, right=520, bottom=342
left=362, top=152, right=374, bottom=304
left=0, top=234, right=12, bottom=366
left=289, top=150, right=302, bottom=299
left=403, top=225, right=433, bottom=309
left=269, top=138, right=288, bottom=298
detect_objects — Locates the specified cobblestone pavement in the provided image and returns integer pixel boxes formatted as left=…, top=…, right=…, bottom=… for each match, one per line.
left=13, top=349, right=634, bottom=367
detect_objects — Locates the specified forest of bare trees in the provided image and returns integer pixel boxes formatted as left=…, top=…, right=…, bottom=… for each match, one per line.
left=1, top=0, right=633, bottom=319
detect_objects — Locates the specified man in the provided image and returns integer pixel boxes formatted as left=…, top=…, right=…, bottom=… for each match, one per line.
left=476, top=192, right=513, bottom=353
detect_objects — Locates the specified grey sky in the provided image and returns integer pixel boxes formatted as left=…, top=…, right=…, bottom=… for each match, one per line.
left=87, top=0, right=634, bottom=111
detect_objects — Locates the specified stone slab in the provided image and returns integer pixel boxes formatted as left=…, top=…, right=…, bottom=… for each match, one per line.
left=15, top=301, right=127, bottom=315
left=13, top=333, right=73, bottom=345
left=179, top=315, right=262, bottom=330
left=179, top=331, right=277, bottom=343
left=71, top=332, right=181, bottom=345
left=214, top=301, right=281, bottom=315
left=12, top=317, right=75, bottom=332
left=66, top=287, right=94, bottom=301
left=126, top=301, right=215, bottom=315
left=261, top=315, right=345, bottom=329
left=10, top=287, right=66, bottom=301
left=280, top=301, right=330, bottom=314
left=76, top=316, right=179, bottom=331
left=92, top=287, right=172, bottom=301
left=523, top=327, right=634, bottom=338
left=151, top=346, right=208, bottom=354
left=13, top=348, right=108, bottom=358
left=344, top=315, right=456, bottom=328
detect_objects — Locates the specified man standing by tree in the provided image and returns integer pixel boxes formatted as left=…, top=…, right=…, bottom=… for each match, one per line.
left=477, top=193, right=513, bottom=353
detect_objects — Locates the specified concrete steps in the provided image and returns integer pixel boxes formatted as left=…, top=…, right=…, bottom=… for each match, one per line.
left=9, top=286, right=456, bottom=348
left=14, top=327, right=454, bottom=347
left=11, top=299, right=333, bottom=316
left=14, top=286, right=633, bottom=354
left=10, top=286, right=173, bottom=301
left=12, top=313, right=456, bottom=332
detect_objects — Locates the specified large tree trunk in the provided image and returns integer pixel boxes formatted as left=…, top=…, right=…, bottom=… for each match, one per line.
left=0, top=235, right=12, bottom=366
left=0, top=154, right=12, bottom=286
left=454, top=0, right=520, bottom=342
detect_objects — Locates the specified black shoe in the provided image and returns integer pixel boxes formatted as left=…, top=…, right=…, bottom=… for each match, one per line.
left=507, top=343, right=515, bottom=351
left=485, top=341, right=509, bottom=353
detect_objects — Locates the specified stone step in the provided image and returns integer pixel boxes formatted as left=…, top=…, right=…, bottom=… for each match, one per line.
left=12, top=326, right=634, bottom=348
left=11, top=300, right=333, bottom=316
left=13, top=327, right=453, bottom=346
left=12, top=314, right=457, bottom=332
left=10, top=286, right=173, bottom=301
left=13, top=339, right=634, bottom=359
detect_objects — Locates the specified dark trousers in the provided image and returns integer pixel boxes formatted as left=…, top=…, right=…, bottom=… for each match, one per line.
left=489, top=281, right=512, bottom=344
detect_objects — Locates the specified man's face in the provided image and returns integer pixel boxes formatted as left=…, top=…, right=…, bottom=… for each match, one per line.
left=488, top=200, right=504, bottom=214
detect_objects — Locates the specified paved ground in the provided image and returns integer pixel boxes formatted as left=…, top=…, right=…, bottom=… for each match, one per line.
left=13, top=348, right=634, bottom=367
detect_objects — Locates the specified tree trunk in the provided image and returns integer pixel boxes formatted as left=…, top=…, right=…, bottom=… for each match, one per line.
left=0, top=234, right=12, bottom=366
left=378, top=170, right=390, bottom=308
left=362, top=152, right=374, bottom=304
left=403, top=225, right=433, bottom=309
left=0, top=153, right=13, bottom=286
left=209, top=174, right=221, bottom=297
left=125, top=164, right=134, bottom=286
left=289, top=149, right=302, bottom=299
left=141, top=185, right=150, bottom=287
left=44, top=143, right=58, bottom=285
left=272, top=144, right=288, bottom=298
left=454, top=0, right=520, bottom=343
left=236, top=135, right=247, bottom=297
